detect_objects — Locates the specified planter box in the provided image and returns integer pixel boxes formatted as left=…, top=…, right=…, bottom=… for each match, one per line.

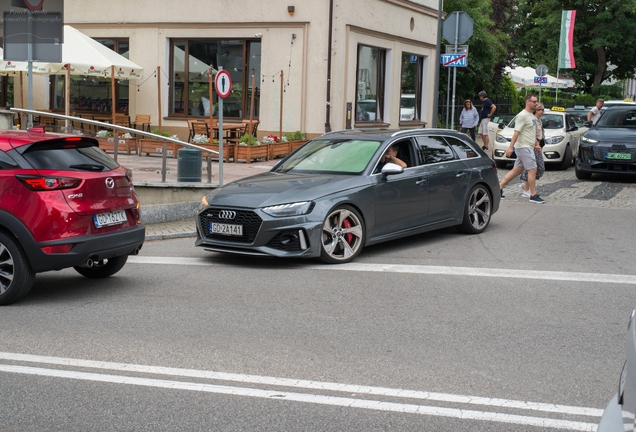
left=269, top=142, right=292, bottom=159
left=289, top=140, right=309, bottom=152
left=195, top=143, right=235, bottom=162
left=234, top=144, right=270, bottom=164
left=96, top=137, right=138, bottom=155
left=139, top=139, right=181, bottom=158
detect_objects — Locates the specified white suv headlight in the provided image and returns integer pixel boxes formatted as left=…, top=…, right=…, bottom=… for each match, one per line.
left=545, top=135, right=565, bottom=145
left=262, top=201, right=313, bottom=217
left=496, top=134, right=508, bottom=143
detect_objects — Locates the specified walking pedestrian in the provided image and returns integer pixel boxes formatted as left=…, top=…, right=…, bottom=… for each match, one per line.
left=478, top=91, right=496, bottom=151
left=587, top=98, right=604, bottom=125
left=498, top=93, right=545, bottom=204
left=520, top=102, right=546, bottom=197
left=459, top=99, right=479, bottom=141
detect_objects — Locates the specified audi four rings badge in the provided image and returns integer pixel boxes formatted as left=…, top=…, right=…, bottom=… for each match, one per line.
left=218, top=210, right=236, bottom=219
left=105, top=178, right=115, bottom=189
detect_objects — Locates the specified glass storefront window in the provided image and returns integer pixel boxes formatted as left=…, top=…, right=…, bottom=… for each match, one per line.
left=356, top=45, right=386, bottom=123
left=169, top=38, right=260, bottom=119
left=400, top=53, right=423, bottom=122
left=51, top=38, right=129, bottom=114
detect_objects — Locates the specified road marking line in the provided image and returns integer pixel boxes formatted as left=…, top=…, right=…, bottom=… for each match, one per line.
left=0, top=364, right=597, bottom=431
left=0, top=352, right=602, bottom=418
left=128, top=256, right=636, bottom=285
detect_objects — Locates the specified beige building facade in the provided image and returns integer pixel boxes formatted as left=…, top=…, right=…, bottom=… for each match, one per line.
left=26, top=0, right=439, bottom=139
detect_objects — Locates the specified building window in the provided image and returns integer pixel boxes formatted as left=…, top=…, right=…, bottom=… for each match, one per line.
left=400, top=53, right=423, bottom=122
left=356, top=45, right=386, bottom=123
left=0, top=77, right=14, bottom=108
left=169, top=39, right=261, bottom=119
left=50, top=38, right=130, bottom=114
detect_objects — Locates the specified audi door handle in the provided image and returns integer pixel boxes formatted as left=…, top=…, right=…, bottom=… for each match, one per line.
left=415, top=178, right=427, bottom=185
left=456, top=172, right=467, bottom=178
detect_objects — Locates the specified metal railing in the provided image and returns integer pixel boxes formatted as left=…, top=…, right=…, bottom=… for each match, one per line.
left=9, top=108, right=219, bottom=184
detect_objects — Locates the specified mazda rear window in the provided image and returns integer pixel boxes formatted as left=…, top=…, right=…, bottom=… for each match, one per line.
left=20, top=139, right=119, bottom=171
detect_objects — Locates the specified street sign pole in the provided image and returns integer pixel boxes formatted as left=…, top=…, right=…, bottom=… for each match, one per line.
left=218, top=67, right=224, bottom=187
left=450, top=16, right=459, bottom=130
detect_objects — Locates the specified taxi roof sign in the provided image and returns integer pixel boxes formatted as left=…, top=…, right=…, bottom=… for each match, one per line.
left=625, top=98, right=634, bottom=102
left=573, top=105, right=586, bottom=109
left=551, top=106, right=565, bottom=112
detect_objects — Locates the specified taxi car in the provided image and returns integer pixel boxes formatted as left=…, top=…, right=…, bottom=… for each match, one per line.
left=565, top=105, right=589, bottom=127
left=492, top=106, right=588, bottom=170
left=575, top=105, right=636, bottom=179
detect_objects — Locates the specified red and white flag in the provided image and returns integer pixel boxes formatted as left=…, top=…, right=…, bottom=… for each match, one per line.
left=559, top=10, right=576, bottom=69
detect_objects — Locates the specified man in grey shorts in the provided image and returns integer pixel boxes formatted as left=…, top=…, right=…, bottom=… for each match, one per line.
left=498, top=94, right=545, bottom=204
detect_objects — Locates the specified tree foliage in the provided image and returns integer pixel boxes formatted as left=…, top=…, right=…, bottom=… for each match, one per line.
left=439, top=0, right=509, bottom=102
left=511, top=0, right=636, bottom=93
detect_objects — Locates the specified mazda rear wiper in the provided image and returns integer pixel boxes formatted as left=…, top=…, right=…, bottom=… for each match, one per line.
left=69, top=163, right=105, bottom=171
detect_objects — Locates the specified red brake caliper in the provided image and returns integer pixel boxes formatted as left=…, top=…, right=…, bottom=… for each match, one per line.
left=342, top=218, right=353, bottom=244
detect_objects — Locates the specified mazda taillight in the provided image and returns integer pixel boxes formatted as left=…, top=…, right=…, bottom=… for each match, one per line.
left=16, top=175, right=82, bottom=191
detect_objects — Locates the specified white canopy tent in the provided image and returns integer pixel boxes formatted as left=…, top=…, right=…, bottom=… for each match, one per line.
left=505, top=66, right=575, bottom=89
left=1, top=26, right=143, bottom=124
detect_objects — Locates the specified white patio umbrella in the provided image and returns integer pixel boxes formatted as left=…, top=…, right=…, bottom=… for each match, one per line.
left=505, top=66, right=574, bottom=89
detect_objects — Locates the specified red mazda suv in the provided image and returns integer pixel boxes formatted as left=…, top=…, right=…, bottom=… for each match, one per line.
left=0, top=127, right=145, bottom=305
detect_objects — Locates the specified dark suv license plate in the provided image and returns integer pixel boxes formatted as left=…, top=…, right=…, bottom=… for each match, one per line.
left=210, top=222, right=243, bottom=236
left=606, top=152, right=631, bottom=160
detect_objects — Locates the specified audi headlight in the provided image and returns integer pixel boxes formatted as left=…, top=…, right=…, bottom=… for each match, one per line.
left=496, top=134, right=508, bottom=143
left=545, top=135, right=565, bottom=145
left=261, top=201, right=313, bottom=217
left=581, top=136, right=598, bottom=144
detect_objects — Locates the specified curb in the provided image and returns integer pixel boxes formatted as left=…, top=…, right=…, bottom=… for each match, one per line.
left=145, top=230, right=197, bottom=241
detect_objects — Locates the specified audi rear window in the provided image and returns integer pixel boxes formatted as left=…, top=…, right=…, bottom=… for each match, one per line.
left=19, top=139, right=119, bottom=171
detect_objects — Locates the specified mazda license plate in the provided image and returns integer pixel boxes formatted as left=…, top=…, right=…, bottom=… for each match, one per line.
left=210, top=222, right=243, bottom=236
left=93, top=210, right=127, bottom=228
left=606, top=152, right=631, bottom=160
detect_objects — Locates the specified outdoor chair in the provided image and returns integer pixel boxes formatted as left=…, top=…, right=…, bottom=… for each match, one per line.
left=132, top=114, right=151, bottom=133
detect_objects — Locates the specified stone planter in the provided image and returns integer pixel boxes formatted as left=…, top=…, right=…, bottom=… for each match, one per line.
left=269, top=141, right=292, bottom=159
left=96, top=137, right=138, bottom=155
left=139, top=139, right=181, bottom=158
left=234, top=144, right=270, bottom=164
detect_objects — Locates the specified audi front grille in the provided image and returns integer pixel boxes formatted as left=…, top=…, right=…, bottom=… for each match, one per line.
left=199, top=209, right=263, bottom=244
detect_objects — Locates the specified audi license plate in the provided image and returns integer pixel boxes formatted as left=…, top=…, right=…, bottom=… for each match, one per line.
left=93, top=210, right=127, bottom=228
left=606, top=152, right=631, bottom=160
left=210, top=222, right=243, bottom=236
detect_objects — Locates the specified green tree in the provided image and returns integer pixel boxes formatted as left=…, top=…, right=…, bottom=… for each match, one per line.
left=512, top=0, right=636, bottom=93
left=440, top=0, right=509, bottom=102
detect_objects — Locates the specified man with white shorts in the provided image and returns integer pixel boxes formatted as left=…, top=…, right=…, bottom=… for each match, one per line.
left=498, top=94, right=545, bottom=204
left=478, top=91, right=496, bottom=151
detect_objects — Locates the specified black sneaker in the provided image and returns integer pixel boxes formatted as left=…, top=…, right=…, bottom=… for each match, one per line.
left=500, top=189, right=505, bottom=200
left=529, top=194, right=544, bottom=204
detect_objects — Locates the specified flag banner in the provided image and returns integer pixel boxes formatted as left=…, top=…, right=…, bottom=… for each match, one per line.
left=559, top=10, right=576, bottom=69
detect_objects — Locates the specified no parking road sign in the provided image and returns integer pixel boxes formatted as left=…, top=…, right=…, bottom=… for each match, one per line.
left=534, top=76, right=548, bottom=84
left=215, top=70, right=232, bottom=99
left=440, top=54, right=467, bottom=67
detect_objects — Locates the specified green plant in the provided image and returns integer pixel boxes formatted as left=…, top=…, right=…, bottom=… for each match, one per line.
left=284, top=130, right=305, bottom=141
left=151, top=128, right=171, bottom=137
left=239, top=133, right=257, bottom=145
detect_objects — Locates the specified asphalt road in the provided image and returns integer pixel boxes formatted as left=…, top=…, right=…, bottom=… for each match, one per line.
left=1, top=199, right=634, bottom=431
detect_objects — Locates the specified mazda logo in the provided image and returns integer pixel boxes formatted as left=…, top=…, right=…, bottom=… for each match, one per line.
left=105, top=178, right=115, bottom=189
left=218, top=210, right=237, bottom=219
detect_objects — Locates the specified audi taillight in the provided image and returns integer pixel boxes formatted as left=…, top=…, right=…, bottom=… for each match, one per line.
left=16, top=175, right=82, bottom=191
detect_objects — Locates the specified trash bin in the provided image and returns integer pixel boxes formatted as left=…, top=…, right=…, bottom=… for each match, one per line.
left=177, top=147, right=202, bottom=182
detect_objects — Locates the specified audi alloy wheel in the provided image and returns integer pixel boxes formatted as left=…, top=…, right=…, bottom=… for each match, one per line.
left=320, top=205, right=365, bottom=264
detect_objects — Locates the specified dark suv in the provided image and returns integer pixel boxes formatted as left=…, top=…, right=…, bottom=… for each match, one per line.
left=0, top=127, right=145, bottom=305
